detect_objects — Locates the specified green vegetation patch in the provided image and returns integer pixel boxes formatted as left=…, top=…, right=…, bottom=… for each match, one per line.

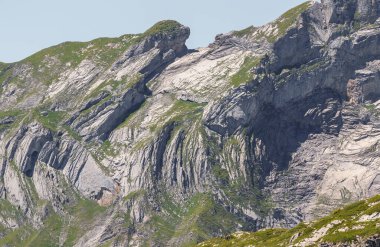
left=0, top=109, right=25, bottom=132
left=0, top=62, right=6, bottom=70
left=63, top=197, right=107, bottom=246
left=0, top=62, right=9, bottom=83
left=33, top=110, right=66, bottom=132
left=364, top=104, right=378, bottom=115
left=252, top=1, right=311, bottom=43
left=149, top=99, right=205, bottom=134
left=98, top=140, right=119, bottom=158
left=212, top=166, right=230, bottom=184
left=0, top=205, right=62, bottom=247
left=0, top=223, right=37, bottom=247
left=323, top=221, right=378, bottom=243
left=146, top=193, right=244, bottom=246
left=23, top=212, right=63, bottom=247
left=143, top=20, right=183, bottom=37
left=0, top=199, right=22, bottom=219
left=123, top=190, right=146, bottom=202
left=62, top=125, right=82, bottom=141
left=162, top=99, right=205, bottom=123
left=198, top=228, right=293, bottom=247
left=225, top=179, right=272, bottom=216
left=230, top=57, right=260, bottom=87
left=270, top=1, right=311, bottom=41
left=85, top=73, right=142, bottom=102
left=127, top=98, right=204, bottom=153
left=0, top=197, right=107, bottom=247
left=0, top=63, right=14, bottom=88
left=24, top=35, right=134, bottom=68
left=0, top=109, right=24, bottom=119
left=0, top=110, right=26, bottom=135
left=206, top=133, right=272, bottom=216
left=19, top=34, right=137, bottom=86
left=233, top=26, right=256, bottom=38
left=198, top=194, right=380, bottom=247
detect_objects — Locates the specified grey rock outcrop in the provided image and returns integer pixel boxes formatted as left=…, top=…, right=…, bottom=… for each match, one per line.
left=1, top=2, right=380, bottom=246
left=322, top=0, right=380, bottom=24
left=7, top=123, right=53, bottom=177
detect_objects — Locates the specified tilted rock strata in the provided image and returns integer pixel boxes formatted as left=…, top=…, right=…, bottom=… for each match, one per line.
left=0, top=1, right=380, bottom=246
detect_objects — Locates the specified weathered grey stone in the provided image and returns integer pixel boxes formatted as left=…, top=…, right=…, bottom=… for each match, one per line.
left=6, top=122, right=53, bottom=177
left=1, top=1, right=380, bottom=245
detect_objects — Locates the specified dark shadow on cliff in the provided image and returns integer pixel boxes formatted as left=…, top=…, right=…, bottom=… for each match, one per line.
left=249, top=88, right=343, bottom=177
left=25, top=151, right=39, bottom=177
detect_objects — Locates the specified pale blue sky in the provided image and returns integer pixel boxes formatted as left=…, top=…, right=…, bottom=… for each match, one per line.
left=0, top=0, right=306, bottom=63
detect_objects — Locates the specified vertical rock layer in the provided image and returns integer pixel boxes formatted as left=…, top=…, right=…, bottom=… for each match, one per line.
left=1, top=2, right=380, bottom=246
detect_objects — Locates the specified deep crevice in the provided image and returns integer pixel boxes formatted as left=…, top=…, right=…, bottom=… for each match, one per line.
left=25, top=151, right=39, bottom=177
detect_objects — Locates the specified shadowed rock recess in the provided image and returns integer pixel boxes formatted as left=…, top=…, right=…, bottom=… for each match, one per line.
left=1, top=0, right=380, bottom=246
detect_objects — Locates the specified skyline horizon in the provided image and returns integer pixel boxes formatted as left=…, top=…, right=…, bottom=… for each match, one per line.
left=0, top=0, right=306, bottom=63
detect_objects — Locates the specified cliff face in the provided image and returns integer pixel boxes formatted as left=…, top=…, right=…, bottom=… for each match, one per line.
left=1, top=1, right=380, bottom=246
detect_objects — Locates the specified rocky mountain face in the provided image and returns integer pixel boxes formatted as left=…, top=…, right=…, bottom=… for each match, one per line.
left=198, top=194, right=380, bottom=246
left=1, top=0, right=380, bottom=246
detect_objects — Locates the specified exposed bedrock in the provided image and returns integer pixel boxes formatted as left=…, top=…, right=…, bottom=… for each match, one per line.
left=1, top=1, right=380, bottom=246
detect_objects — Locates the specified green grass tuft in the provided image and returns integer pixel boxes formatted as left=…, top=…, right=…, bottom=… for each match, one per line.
left=143, top=20, right=183, bottom=36
left=233, top=26, right=256, bottom=37
left=33, top=110, right=66, bottom=132
left=252, top=1, right=312, bottom=43
left=269, top=1, right=311, bottom=42
left=230, top=57, right=260, bottom=87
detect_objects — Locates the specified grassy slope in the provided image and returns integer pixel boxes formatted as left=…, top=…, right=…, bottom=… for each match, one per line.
left=0, top=197, right=107, bottom=247
left=198, top=194, right=380, bottom=247
left=140, top=193, right=246, bottom=247
left=233, top=1, right=312, bottom=42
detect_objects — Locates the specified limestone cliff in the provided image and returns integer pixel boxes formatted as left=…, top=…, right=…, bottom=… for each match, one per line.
left=1, top=1, right=380, bottom=246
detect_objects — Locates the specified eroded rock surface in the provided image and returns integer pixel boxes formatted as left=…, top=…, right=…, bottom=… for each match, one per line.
left=1, top=2, right=380, bottom=246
